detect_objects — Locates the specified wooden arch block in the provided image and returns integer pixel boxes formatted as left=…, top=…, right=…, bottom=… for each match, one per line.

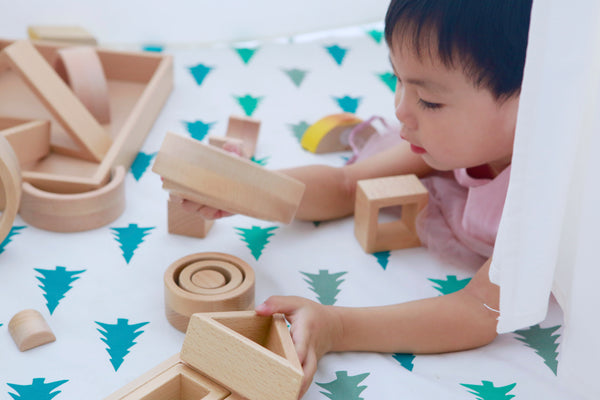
left=354, top=174, right=428, bottom=253
left=8, top=309, right=56, bottom=351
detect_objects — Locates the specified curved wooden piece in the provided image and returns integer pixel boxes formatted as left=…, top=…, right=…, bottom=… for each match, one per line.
left=164, top=252, right=255, bottom=333
left=8, top=309, right=56, bottom=351
left=178, top=260, right=244, bottom=295
left=55, top=46, right=111, bottom=124
left=0, top=135, right=22, bottom=244
left=301, top=113, right=375, bottom=153
left=19, top=166, right=126, bottom=232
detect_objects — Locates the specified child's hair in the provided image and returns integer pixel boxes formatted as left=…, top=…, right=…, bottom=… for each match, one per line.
left=384, top=0, right=533, bottom=99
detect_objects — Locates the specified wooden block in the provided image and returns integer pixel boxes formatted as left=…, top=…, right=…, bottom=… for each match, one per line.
left=225, top=115, right=260, bottom=158
left=301, top=113, right=376, bottom=153
left=181, top=311, right=303, bottom=400
left=153, top=132, right=305, bottom=224
left=167, top=198, right=214, bottom=238
left=164, top=253, right=255, bottom=333
left=28, top=25, right=98, bottom=46
left=0, top=117, right=51, bottom=167
left=19, top=166, right=126, bottom=232
left=354, top=174, right=428, bottom=253
left=0, top=40, right=112, bottom=162
left=8, top=309, right=56, bottom=351
left=0, top=135, right=22, bottom=244
left=208, top=136, right=246, bottom=158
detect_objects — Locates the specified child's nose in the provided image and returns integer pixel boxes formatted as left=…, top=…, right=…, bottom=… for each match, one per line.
left=395, top=89, right=417, bottom=130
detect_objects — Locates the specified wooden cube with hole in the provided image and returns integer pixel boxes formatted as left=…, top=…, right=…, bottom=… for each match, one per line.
left=354, top=174, right=428, bottom=253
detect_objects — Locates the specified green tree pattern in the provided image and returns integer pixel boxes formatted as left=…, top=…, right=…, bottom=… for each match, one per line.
left=183, top=120, right=215, bottom=141
left=461, top=380, right=516, bottom=400
left=514, top=324, right=561, bottom=374
left=130, top=152, right=156, bottom=181
left=316, top=370, right=369, bottom=400
left=301, top=269, right=347, bottom=305
left=393, top=353, right=415, bottom=371
left=288, top=121, right=310, bottom=142
left=325, top=44, right=348, bottom=66
left=366, top=29, right=383, bottom=44
left=7, top=377, right=68, bottom=400
left=110, top=224, right=155, bottom=264
left=377, top=72, right=396, bottom=93
left=188, top=63, right=213, bottom=85
left=235, top=47, right=259, bottom=64
left=235, top=225, right=278, bottom=260
left=96, top=318, right=149, bottom=371
left=283, top=68, right=309, bottom=87
left=333, top=95, right=361, bottom=114
left=429, top=275, right=471, bottom=295
left=373, top=251, right=390, bottom=270
left=35, top=266, right=86, bottom=314
left=234, top=94, right=263, bottom=117
left=0, top=225, right=26, bottom=254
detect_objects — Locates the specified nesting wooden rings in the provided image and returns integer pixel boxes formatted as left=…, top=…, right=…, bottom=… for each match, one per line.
left=164, top=252, right=255, bottom=332
left=0, top=135, right=22, bottom=244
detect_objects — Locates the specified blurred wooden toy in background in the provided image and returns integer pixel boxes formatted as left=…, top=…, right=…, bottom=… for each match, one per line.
left=301, top=113, right=376, bottom=154
left=27, top=25, right=98, bottom=46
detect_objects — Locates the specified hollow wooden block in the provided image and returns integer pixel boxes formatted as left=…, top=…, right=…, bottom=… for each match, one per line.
left=354, top=174, right=428, bottom=253
left=28, top=25, right=98, bottom=46
left=153, top=132, right=305, bottom=224
left=0, top=40, right=112, bottom=162
left=181, top=311, right=303, bottom=400
left=8, top=309, right=56, bottom=351
left=0, top=117, right=51, bottom=167
left=225, top=115, right=260, bottom=158
left=168, top=198, right=214, bottom=238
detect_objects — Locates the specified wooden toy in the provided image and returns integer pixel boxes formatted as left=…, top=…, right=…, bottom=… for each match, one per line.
left=208, top=136, right=246, bottom=158
left=164, top=253, right=255, bottom=333
left=167, top=198, right=214, bottom=238
left=0, top=135, right=21, bottom=245
left=301, top=113, right=376, bottom=153
left=354, top=174, right=429, bottom=253
left=0, top=117, right=51, bottom=167
left=0, top=40, right=112, bottom=162
left=8, top=309, right=56, bottom=351
left=19, top=166, right=126, bottom=232
left=27, top=25, right=98, bottom=46
left=0, top=39, right=173, bottom=193
left=54, top=46, right=111, bottom=124
left=153, top=132, right=305, bottom=224
left=225, top=115, right=260, bottom=158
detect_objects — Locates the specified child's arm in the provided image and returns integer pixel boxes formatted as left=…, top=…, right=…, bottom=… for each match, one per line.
left=256, top=258, right=498, bottom=397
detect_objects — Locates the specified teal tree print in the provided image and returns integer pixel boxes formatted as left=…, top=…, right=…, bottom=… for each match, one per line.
left=142, top=44, right=163, bottom=52
left=316, top=371, right=369, bottom=400
left=110, top=224, right=154, bottom=264
left=183, top=120, right=215, bottom=141
left=377, top=72, right=396, bottom=92
left=235, top=226, right=278, bottom=260
left=130, top=151, right=156, bottom=181
left=393, top=353, right=415, bottom=371
left=325, top=44, right=349, bottom=66
left=373, top=251, right=390, bottom=270
left=461, top=381, right=516, bottom=400
left=283, top=68, right=308, bottom=87
left=96, top=318, right=149, bottom=371
left=301, top=269, right=347, bottom=305
left=188, top=63, right=213, bottom=85
left=234, top=47, right=259, bottom=64
left=514, top=324, right=561, bottom=374
left=289, top=121, right=310, bottom=142
left=0, top=225, right=26, bottom=254
left=250, top=155, right=269, bottom=166
left=366, top=29, right=383, bottom=44
left=7, top=377, right=68, bottom=400
left=429, top=275, right=471, bottom=295
left=234, top=94, right=263, bottom=117
left=35, top=266, right=86, bottom=314
left=333, top=95, right=362, bottom=114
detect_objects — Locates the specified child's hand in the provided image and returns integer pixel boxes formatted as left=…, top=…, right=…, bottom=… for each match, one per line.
left=255, top=296, right=343, bottom=399
left=169, top=194, right=233, bottom=219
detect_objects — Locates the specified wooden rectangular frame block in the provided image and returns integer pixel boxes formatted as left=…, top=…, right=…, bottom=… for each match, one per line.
left=0, top=39, right=173, bottom=193
left=153, top=132, right=305, bottom=224
left=225, top=115, right=260, bottom=158
left=0, top=117, right=50, bottom=167
left=167, top=198, right=214, bottom=238
left=354, top=174, right=429, bottom=253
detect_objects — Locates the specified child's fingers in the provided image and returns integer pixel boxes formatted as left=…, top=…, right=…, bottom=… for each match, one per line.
left=256, top=295, right=306, bottom=316
left=299, top=350, right=318, bottom=398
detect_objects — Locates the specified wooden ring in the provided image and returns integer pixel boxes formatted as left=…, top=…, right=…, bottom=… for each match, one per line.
left=178, top=260, right=244, bottom=295
left=9, top=309, right=56, bottom=351
left=54, top=46, right=111, bottom=124
left=0, top=135, right=22, bottom=244
left=19, top=166, right=126, bottom=232
left=164, top=252, right=255, bottom=332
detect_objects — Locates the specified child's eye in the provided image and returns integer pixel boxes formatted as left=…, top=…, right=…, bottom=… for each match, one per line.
left=418, top=99, right=443, bottom=110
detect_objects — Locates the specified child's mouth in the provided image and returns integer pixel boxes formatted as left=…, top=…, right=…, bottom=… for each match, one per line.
left=410, top=144, right=427, bottom=154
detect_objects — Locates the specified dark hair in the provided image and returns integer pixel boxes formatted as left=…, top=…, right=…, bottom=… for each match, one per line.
left=384, top=0, right=533, bottom=99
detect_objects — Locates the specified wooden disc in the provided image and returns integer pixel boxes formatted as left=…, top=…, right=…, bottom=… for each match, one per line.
left=178, top=259, right=243, bottom=295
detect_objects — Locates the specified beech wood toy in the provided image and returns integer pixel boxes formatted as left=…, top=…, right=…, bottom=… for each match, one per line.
left=8, top=309, right=56, bottom=351
left=153, top=132, right=305, bottom=224
left=0, top=135, right=21, bottom=245
left=301, top=113, right=376, bottom=153
left=225, top=115, right=260, bottom=158
left=164, top=253, right=255, bottom=333
left=167, top=198, right=214, bottom=238
left=0, top=117, right=50, bottom=167
left=354, top=174, right=429, bottom=253
left=19, top=166, right=126, bottom=232
left=27, top=25, right=98, bottom=46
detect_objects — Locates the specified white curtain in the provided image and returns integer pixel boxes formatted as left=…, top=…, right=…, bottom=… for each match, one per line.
left=489, top=1, right=600, bottom=399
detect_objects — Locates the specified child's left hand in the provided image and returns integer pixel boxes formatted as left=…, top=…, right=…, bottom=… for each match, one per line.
left=255, top=296, right=343, bottom=399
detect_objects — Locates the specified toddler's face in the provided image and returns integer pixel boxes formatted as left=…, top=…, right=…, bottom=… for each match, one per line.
left=389, top=42, right=519, bottom=174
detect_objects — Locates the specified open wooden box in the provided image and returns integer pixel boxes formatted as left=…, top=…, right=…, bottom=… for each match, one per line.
left=0, top=39, right=173, bottom=193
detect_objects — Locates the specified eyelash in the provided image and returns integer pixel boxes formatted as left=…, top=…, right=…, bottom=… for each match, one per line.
left=418, top=99, right=443, bottom=110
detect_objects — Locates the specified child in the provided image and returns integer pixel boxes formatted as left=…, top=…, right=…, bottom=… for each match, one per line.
left=178, top=0, right=533, bottom=397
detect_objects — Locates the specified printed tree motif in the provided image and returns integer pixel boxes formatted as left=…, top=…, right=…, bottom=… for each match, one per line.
left=183, top=120, right=215, bottom=141
left=288, top=121, right=310, bottom=142
left=461, top=380, right=516, bottom=400
left=316, top=370, right=369, bottom=400
left=250, top=156, right=269, bottom=166
left=373, top=251, right=390, bottom=270
left=234, top=47, right=259, bottom=64
left=35, top=266, right=86, bottom=314
left=142, top=44, right=163, bottom=52
left=366, top=29, right=383, bottom=44
left=377, top=72, right=397, bottom=93
left=234, top=94, right=263, bottom=117
left=7, top=377, right=68, bottom=400
left=188, top=63, right=213, bottom=85
left=393, top=353, right=415, bottom=371
left=324, top=44, right=349, bottom=66
left=235, top=225, right=278, bottom=260
left=312, top=221, right=322, bottom=227
left=301, top=269, right=347, bottom=305
left=429, top=275, right=471, bottom=295
left=0, top=225, right=26, bottom=254
left=96, top=318, right=149, bottom=371
left=110, top=224, right=155, bottom=264
left=283, top=68, right=308, bottom=87
left=333, top=95, right=362, bottom=114
left=130, top=151, right=156, bottom=181
left=514, top=324, right=561, bottom=374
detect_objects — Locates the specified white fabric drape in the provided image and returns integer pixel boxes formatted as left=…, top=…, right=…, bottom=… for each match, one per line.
left=490, top=1, right=600, bottom=399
